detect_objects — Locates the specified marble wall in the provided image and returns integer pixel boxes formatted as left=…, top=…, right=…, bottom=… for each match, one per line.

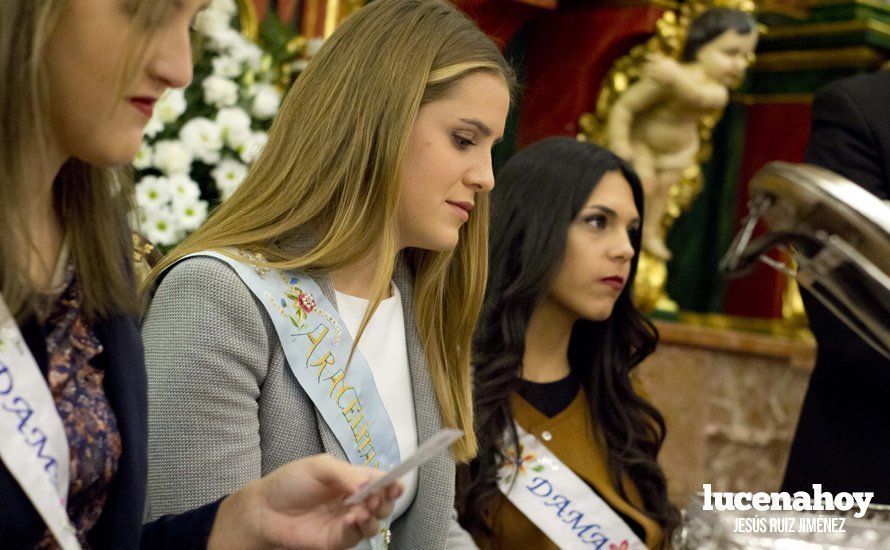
left=636, top=321, right=816, bottom=506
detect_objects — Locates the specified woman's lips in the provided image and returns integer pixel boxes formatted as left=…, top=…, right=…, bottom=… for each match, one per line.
left=446, top=200, right=473, bottom=223
left=129, top=97, right=156, bottom=118
left=601, top=276, right=625, bottom=291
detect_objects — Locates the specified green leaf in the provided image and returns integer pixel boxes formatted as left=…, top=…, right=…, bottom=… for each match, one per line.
left=259, top=11, right=293, bottom=57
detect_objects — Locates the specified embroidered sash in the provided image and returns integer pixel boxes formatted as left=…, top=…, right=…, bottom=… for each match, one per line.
left=184, top=251, right=400, bottom=549
left=0, top=295, right=80, bottom=550
left=498, top=423, right=647, bottom=550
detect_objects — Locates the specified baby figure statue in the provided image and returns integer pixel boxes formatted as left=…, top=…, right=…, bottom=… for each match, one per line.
left=607, top=8, right=758, bottom=261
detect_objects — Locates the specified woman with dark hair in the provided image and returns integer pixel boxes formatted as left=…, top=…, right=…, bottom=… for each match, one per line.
left=459, top=137, right=679, bottom=549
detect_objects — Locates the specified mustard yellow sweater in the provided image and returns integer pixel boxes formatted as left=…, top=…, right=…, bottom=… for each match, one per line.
left=473, top=389, right=664, bottom=549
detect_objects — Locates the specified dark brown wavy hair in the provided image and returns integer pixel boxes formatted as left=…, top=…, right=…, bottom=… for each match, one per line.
left=458, top=137, right=679, bottom=542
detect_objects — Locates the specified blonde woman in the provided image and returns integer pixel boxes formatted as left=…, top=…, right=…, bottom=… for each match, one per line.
left=1, top=1, right=399, bottom=548
left=142, top=0, right=514, bottom=547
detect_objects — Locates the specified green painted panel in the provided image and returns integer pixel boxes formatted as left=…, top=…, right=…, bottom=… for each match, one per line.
left=808, top=4, right=890, bottom=24
left=745, top=68, right=861, bottom=94
left=758, top=30, right=888, bottom=51
left=492, top=24, right=529, bottom=173
left=665, top=103, right=748, bottom=312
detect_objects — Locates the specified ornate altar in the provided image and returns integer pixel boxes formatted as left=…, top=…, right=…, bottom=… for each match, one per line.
left=250, top=0, right=364, bottom=39
left=455, top=0, right=890, bottom=322
left=579, top=0, right=758, bottom=314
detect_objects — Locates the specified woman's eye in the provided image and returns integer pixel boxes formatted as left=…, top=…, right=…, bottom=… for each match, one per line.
left=584, top=215, right=607, bottom=230
left=453, top=134, right=475, bottom=150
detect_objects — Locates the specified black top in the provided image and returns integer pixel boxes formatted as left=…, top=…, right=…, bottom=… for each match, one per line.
left=0, top=314, right=220, bottom=549
left=782, top=70, right=890, bottom=503
left=517, top=373, right=647, bottom=543
left=517, top=372, right=580, bottom=418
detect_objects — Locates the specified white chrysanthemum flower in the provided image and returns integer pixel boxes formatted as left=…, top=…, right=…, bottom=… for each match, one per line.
left=156, top=88, right=188, bottom=124
left=142, top=207, right=181, bottom=246
left=215, top=107, right=253, bottom=150
left=209, top=0, right=237, bottom=16
left=239, top=131, right=268, bottom=164
left=306, top=37, right=325, bottom=57
left=152, top=140, right=194, bottom=175
left=202, top=75, right=239, bottom=108
left=168, top=173, right=202, bottom=206
left=143, top=113, right=164, bottom=138
left=208, top=28, right=243, bottom=52
left=135, top=175, right=172, bottom=211
left=211, top=158, right=249, bottom=200
left=179, top=117, right=223, bottom=164
left=133, top=142, right=153, bottom=170
left=212, top=158, right=249, bottom=200
left=250, top=84, right=281, bottom=120
left=194, top=8, right=231, bottom=38
left=232, top=41, right=264, bottom=72
left=174, top=197, right=210, bottom=232
left=211, top=54, right=242, bottom=78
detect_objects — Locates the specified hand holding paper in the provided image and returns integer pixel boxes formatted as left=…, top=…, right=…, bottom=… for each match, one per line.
left=345, top=428, right=464, bottom=506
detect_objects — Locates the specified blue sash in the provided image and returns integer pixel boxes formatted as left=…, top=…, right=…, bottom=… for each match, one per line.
left=183, top=251, right=400, bottom=547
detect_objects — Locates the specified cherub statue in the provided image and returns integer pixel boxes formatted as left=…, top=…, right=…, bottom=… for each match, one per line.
left=607, top=8, right=758, bottom=260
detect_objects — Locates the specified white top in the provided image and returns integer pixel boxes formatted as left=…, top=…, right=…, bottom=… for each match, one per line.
left=335, top=284, right=418, bottom=520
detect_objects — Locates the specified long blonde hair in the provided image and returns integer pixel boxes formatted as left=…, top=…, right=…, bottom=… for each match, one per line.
left=0, top=0, right=174, bottom=321
left=149, top=0, right=515, bottom=461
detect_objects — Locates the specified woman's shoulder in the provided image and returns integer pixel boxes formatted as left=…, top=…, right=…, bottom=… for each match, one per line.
left=160, top=253, right=243, bottom=285
left=145, top=253, right=270, bottom=337
left=142, top=253, right=283, bottom=397
left=150, top=254, right=257, bottom=306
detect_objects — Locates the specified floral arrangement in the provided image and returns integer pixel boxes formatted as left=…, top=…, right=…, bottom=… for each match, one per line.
left=133, top=0, right=300, bottom=249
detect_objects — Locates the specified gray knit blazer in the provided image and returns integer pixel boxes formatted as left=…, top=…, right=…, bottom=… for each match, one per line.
left=142, top=250, right=476, bottom=549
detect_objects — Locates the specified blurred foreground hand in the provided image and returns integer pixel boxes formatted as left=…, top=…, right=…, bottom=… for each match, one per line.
left=208, top=454, right=403, bottom=549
